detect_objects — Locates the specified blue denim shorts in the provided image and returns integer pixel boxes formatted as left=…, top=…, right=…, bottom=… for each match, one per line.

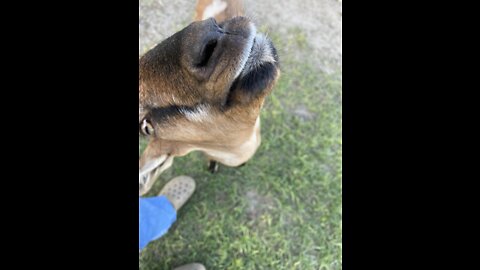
left=139, top=195, right=176, bottom=250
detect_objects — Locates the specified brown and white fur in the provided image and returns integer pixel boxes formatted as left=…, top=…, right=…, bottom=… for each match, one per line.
left=139, top=0, right=280, bottom=195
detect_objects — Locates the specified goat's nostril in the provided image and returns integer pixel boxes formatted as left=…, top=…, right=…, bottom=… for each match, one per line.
left=197, top=38, right=217, bottom=67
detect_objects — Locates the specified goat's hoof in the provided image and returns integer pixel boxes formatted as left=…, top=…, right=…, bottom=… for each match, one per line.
left=208, top=161, right=219, bottom=174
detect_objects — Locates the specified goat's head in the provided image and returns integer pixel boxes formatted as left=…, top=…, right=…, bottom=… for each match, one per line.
left=139, top=17, right=280, bottom=195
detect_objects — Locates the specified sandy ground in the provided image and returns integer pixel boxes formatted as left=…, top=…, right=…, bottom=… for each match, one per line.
left=139, top=0, right=342, bottom=73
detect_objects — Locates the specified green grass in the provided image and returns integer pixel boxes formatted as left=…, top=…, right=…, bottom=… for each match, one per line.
left=139, top=27, right=342, bottom=270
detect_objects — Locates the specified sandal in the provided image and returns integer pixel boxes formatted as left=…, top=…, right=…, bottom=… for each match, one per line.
left=158, top=175, right=196, bottom=211
left=173, top=263, right=206, bottom=270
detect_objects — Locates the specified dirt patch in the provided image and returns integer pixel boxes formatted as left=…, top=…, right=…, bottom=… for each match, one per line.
left=139, top=0, right=196, bottom=55
left=243, top=0, right=342, bottom=73
left=245, top=189, right=274, bottom=222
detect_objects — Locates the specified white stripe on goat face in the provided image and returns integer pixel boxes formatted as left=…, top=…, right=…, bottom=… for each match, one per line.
left=181, top=104, right=211, bottom=123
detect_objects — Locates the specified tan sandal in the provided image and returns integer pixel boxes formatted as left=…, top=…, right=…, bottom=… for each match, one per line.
left=158, top=176, right=196, bottom=211
left=173, top=263, right=206, bottom=270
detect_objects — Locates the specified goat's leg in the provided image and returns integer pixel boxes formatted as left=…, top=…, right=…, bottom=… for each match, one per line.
left=208, top=160, right=219, bottom=174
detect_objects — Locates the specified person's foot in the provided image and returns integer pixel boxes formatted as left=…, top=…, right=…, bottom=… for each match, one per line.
left=158, top=175, right=196, bottom=211
left=173, top=263, right=206, bottom=270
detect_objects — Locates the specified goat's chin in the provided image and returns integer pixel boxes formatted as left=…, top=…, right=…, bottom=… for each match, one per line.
left=230, top=33, right=279, bottom=94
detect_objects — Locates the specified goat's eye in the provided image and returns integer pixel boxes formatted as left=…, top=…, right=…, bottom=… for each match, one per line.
left=140, top=119, right=154, bottom=136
